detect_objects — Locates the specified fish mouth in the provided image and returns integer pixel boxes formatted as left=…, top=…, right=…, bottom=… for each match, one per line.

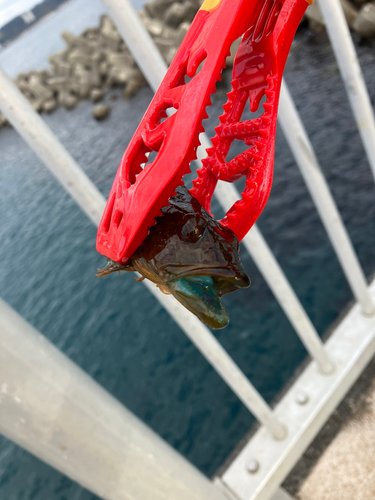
left=168, top=272, right=250, bottom=329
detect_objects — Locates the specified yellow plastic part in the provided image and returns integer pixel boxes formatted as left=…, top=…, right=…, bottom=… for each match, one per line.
left=200, top=0, right=223, bottom=12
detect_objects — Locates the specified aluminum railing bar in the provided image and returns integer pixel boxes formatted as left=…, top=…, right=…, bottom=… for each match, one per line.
left=0, top=67, right=284, bottom=439
left=100, top=0, right=334, bottom=372
left=0, top=298, right=230, bottom=500
left=317, top=0, right=375, bottom=181
left=211, top=179, right=334, bottom=374
left=0, top=67, right=105, bottom=226
left=279, top=81, right=375, bottom=316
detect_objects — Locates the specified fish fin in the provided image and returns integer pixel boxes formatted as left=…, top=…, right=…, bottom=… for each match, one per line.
left=96, top=258, right=134, bottom=277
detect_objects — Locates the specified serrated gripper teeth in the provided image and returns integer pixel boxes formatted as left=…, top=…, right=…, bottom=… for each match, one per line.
left=222, top=102, right=232, bottom=113
left=263, top=102, right=273, bottom=112
left=231, top=79, right=239, bottom=90
left=225, top=210, right=238, bottom=223
left=264, top=89, right=274, bottom=99
left=251, top=152, right=264, bottom=162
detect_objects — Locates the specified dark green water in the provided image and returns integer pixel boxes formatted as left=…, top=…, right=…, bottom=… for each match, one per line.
left=0, top=12, right=375, bottom=500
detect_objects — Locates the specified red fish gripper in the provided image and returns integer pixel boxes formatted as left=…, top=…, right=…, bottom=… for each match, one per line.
left=96, top=0, right=311, bottom=263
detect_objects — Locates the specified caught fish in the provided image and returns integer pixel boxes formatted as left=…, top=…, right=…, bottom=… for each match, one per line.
left=97, top=186, right=250, bottom=329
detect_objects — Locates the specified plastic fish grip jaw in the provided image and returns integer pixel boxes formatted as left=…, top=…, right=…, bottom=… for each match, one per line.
left=96, top=0, right=310, bottom=264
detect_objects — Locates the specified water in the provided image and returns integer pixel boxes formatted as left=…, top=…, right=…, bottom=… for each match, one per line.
left=0, top=2, right=375, bottom=498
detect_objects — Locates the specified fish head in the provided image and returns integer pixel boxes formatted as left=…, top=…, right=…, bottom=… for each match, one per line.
left=132, top=186, right=250, bottom=329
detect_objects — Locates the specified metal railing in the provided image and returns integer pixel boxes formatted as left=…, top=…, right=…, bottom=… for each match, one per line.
left=0, top=0, right=374, bottom=499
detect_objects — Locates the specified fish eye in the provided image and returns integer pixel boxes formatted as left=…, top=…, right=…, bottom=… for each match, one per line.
left=180, top=218, right=203, bottom=243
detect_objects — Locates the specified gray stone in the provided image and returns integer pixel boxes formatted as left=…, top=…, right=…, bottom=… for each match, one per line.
left=90, top=88, right=105, bottom=102
left=353, top=2, right=375, bottom=37
left=57, top=90, right=78, bottom=109
left=42, top=98, right=58, bottom=113
left=163, top=2, right=196, bottom=28
left=138, top=10, right=164, bottom=36
left=72, top=62, right=102, bottom=97
left=93, top=104, right=111, bottom=120
left=144, top=0, right=176, bottom=19
left=49, top=51, right=72, bottom=78
left=153, top=36, right=177, bottom=64
left=0, top=112, right=7, bottom=127
left=175, top=21, right=190, bottom=45
left=123, top=68, right=148, bottom=98
left=16, top=71, right=54, bottom=112
left=100, top=15, right=122, bottom=52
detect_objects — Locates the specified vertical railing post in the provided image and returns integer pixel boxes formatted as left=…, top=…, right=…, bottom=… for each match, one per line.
left=318, top=0, right=375, bottom=181
left=279, top=81, right=375, bottom=316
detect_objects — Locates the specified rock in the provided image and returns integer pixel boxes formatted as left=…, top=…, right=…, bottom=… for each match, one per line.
left=58, top=91, right=78, bottom=109
left=0, top=112, right=8, bottom=127
left=144, top=0, right=176, bottom=19
left=123, top=68, right=148, bottom=98
left=189, top=0, right=202, bottom=8
left=138, top=10, right=164, bottom=36
left=164, top=1, right=197, bottom=28
left=106, top=57, right=134, bottom=86
left=100, top=15, right=122, bottom=52
left=305, top=2, right=325, bottom=32
left=153, top=36, right=177, bottom=64
left=90, top=88, right=105, bottom=102
left=72, top=62, right=102, bottom=97
left=67, top=47, right=91, bottom=66
left=61, top=30, right=76, bottom=47
left=99, top=60, right=109, bottom=77
left=93, top=104, right=111, bottom=120
left=15, top=71, right=55, bottom=112
left=49, top=50, right=72, bottom=77
left=353, top=2, right=375, bottom=37
left=175, top=21, right=190, bottom=45
left=42, top=98, right=57, bottom=113
left=82, top=27, right=101, bottom=39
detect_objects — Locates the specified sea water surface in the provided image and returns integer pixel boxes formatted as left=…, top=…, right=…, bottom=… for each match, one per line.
left=0, top=1, right=375, bottom=499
